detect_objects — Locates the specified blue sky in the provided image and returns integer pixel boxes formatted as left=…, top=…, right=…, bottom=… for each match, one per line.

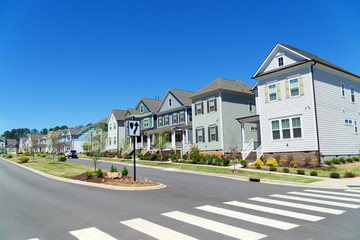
left=1, top=0, right=360, bottom=133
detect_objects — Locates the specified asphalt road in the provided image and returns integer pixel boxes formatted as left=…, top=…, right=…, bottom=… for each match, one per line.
left=1, top=158, right=359, bottom=240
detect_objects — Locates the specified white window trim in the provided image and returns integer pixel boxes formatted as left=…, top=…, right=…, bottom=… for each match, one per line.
left=158, top=117, right=163, bottom=127
left=168, top=98, right=172, bottom=107
left=143, top=118, right=149, bottom=128
left=173, top=113, right=178, bottom=124
left=355, top=120, right=358, bottom=134
left=209, top=125, right=217, bottom=142
left=288, top=77, right=300, bottom=97
left=209, top=99, right=216, bottom=113
left=277, top=56, right=284, bottom=67
left=197, top=128, right=204, bottom=143
left=270, top=116, right=303, bottom=140
left=196, top=102, right=203, bottom=115
left=268, top=83, right=277, bottom=102
left=344, top=118, right=353, bottom=125
left=180, top=111, right=185, bottom=123
left=341, top=83, right=345, bottom=97
left=350, top=85, right=355, bottom=103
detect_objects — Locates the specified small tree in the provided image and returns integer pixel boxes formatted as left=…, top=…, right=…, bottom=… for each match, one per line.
left=29, top=136, right=40, bottom=162
left=153, top=132, right=168, bottom=163
left=48, top=131, right=61, bottom=163
left=228, top=134, right=239, bottom=172
left=86, top=126, right=107, bottom=172
left=118, top=137, right=129, bottom=157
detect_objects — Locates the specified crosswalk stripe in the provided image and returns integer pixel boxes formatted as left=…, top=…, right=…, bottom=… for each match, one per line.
left=120, top=218, right=197, bottom=240
left=196, top=205, right=298, bottom=230
left=28, top=239, right=40, bottom=240
left=224, top=201, right=324, bottom=222
left=162, top=211, right=267, bottom=240
left=249, top=197, right=344, bottom=215
left=288, top=191, right=360, bottom=203
left=345, top=189, right=360, bottom=193
left=305, top=189, right=360, bottom=197
left=69, top=227, right=117, bottom=240
left=271, top=194, right=360, bottom=209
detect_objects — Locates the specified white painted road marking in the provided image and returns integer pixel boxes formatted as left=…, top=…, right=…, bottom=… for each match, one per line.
left=69, top=227, right=117, bottom=240
left=271, top=194, right=360, bottom=208
left=224, top=200, right=324, bottom=221
left=346, top=189, right=360, bottom=193
left=288, top=191, right=360, bottom=203
left=120, top=218, right=198, bottom=240
left=162, top=211, right=267, bottom=240
left=196, top=205, right=298, bottom=230
left=304, top=189, right=360, bottom=198
left=249, top=197, right=344, bottom=215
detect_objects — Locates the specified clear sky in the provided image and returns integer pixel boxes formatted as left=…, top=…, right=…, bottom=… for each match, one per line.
left=1, top=0, right=360, bottom=133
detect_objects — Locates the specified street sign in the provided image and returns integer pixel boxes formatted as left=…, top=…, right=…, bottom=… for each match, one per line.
left=128, top=120, right=140, bottom=137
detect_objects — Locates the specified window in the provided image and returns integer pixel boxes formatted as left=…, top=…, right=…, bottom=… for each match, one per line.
left=281, top=119, right=291, bottom=139
left=248, top=102, right=253, bottom=112
left=271, top=120, right=280, bottom=140
left=345, top=119, right=353, bottom=125
left=140, top=105, right=144, bottom=113
left=208, top=125, right=218, bottom=142
left=351, top=86, right=355, bottom=102
left=278, top=57, right=284, bottom=67
left=108, top=138, right=111, bottom=145
left=113, top=137, right=116, bottom=145
left=143, top=118, right=149, bottom=128
left=180, top=112, right=185, bottom=122
left=196, top=128, right=204, bottom=143
left=208, top=99, right=216, bottom=112
left=164, top=115, right=169, bottom=126
left=168, top=98, right=172, bottom=107
left=355, top=121, right=358, bottom=133
left=268, top=84, right=277, bottom=101
left=158, top=117, right=163, bottom=127
left=188, top=113, right=192, bottom=122
left=114, top=123, right=116, bottom=129
left=289, top=78, right=299, bottom=97
left=341, top=83, right=345, bottom=97
left=109, top=125, right=112, bottom=130
left=173, top=113, right=178, bottom=124
left=195, top=102, right=203, bottom=115
left=250, top=126, right=257, bottom=131
left=271, top=117, right=302, bottom=140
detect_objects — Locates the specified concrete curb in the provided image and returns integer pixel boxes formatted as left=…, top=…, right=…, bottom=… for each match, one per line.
left=0, top=157, right=167, bottom=191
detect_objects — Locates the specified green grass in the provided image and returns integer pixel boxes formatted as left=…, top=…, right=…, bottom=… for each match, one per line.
left=8, top=155, right=93, bottom=178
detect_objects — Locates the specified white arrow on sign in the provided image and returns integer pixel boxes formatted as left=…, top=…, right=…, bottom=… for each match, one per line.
left=128, top=120, right=140, bottom=136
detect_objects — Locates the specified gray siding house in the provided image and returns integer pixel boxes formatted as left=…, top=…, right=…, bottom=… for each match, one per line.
left=249, top=43, right=360, bottom=163
left=190, top=78, right=257, bottom=156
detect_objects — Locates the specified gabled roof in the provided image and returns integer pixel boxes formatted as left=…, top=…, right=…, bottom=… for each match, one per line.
left=253, top=43, right=360, bottom=79
left=156, top=88, right=194, bottom=112
left=125, top=108, right=139, bottom=116
left=6, top=139, right=18, bottom=147
left=107, top=109, right=126, bottom=123
left=190, top=78, right=253, bottom=98
left=135, top=98, right=161, bottom=113
left=0, top=137, right=5, bottom=142
left=29, top=134, right=44, bottom=141
left=68, top=128, right=83, bottom=135
left=95, top=118, right=108, bottom=125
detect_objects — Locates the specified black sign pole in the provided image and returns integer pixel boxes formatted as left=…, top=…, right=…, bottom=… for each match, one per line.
left=133, top=136, right=136, bottom=180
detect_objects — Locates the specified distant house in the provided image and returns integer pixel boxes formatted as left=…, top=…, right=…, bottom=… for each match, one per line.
left=0, top=137, right=6, bottom=153
left=28, top=134, right=45, bottom=152
left=245, top=43, right=360, bottom=163
left=5, top=139, right=18, bottom=154
left=106, top=109, right=126, bottom=153
left=146, top=88, right=194, bottom=154
left=190, top=78, right=257, bottom=156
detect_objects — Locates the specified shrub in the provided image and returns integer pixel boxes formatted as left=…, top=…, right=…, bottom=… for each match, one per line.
left=124, top=154, right=132, bottom=159
left=254, top=158, right=264, bottom=166
left=332, top=158, right=340, bottom=164
left=266, top=157, right=278, bottom=167
left=116, top=153, right=122, bottom=158
left=222, top=158, right=230, bottom=166
left=122, top=166, right=128, bottom=176
left=171, top=154, right=177, bottom=161
left=162, top=154, right=171, bottom=161
left=85, top=171, right=92, bottom=180
left=20, top=157, right=29, bottom=163
left=324, top=160, right=332, bottom=165
left=191, top=154, right=201, bottom=164
left=346, top=158, right=353, bottom=163
left=240, top=160, right=248, bottom=168
left=339, top=157, right=346, bottom=163
left=297, top=169, right=305, bottom=175
left=170, top=149, right=175, bottom=155
left=283, top=168, right=289, bottom=173
left=58, top=156, right=66, bottom=161
left=310, top=171, right=318, bottom=176
left=269, top=166, right=277, bottom=171
left=353, top=157, right=360, bottom=161
left=182, top=160, right=192, bottom=164
left=96, top=168, right=103, bottom=177
left=206, top=157, right=214, bottom=165
left=285, top=154, right=294, bottom=167
left=213, top=157, right=222, bottom=166
left=110, top=165, right=117, bottom=172
left=330, top=172, right=340, bottom=178
left=149, top=153, right=158, bottom=160
left=344, top=171, right=356, bottom=178
left=293, top=163, right=298, bottom=168
left=6, top=154, right=13, bottom=158
left=255, top=164, right=261, bottom=169
left=289, top=161, right=295, bottom=167
left=182, top=154, right=188, bottom=160
left=327, top=165, right=337, bottom=171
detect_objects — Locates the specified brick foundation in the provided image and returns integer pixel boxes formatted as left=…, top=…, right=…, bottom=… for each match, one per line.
left=262, top=151, right=321, bottom=167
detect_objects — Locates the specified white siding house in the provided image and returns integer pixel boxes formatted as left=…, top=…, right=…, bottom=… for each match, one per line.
left=250, top=43, right=360, bottom=163
left=106, top=110, right=126, bottom=153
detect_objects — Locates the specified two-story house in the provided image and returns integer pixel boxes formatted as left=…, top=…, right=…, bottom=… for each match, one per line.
left=145, top=88, right=194, bottom=154
left=190, top=78, right=257, bottom=156
left=0, top=137, right=6, bottom=153
left=106, top=109, right=126, bottom=153
left=246, top=43, right=360, bottom=163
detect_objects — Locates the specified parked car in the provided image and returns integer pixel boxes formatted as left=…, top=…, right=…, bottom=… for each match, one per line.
left=65, top=150, right=78, bottom=158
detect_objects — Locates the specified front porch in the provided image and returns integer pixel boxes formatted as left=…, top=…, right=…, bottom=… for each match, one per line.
left=236, top=115, right=262, bottom=161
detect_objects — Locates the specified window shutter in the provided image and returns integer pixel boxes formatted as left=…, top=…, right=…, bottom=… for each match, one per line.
left=277, top=83, right=281, bottom=100
left=299, top=77, right=304, bottom=95
left=202, top=128, right=205, bottom=142
left=201, top=102, right=204, bottom=114
left=264, top=86, right=269, bottom=103
left=285, top=80, right=290, bottom=98
left=214, top=99, right=217, bottom=111
left=196, top=130, right=198, bottom=143
left=215, top=126, right=218, bottom=141
left=207, top=100, right=210, bottom=113
left=195, top=104, right=198, bottom=116
left=208, top=127, right=211, bottom=142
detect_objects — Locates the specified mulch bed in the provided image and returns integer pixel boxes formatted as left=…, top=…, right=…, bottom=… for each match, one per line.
left=69, top=171, right=160, bottom=187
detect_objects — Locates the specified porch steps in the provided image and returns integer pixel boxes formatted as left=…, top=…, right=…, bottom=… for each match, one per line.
left=245, top=151, right=257, bottom=162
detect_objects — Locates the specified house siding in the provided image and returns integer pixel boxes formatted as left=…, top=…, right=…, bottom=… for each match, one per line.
left=159, top=92, right=183, bottom=112
left=313, top=66, right=360, bottom=157
left=263, top=51, right=305, bottom=73
left=257, top=66, right=318, bottom=153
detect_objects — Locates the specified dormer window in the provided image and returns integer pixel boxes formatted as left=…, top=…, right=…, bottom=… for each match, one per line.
left=278, top=57, right=284, bottom=67
left=168, top=98, right=172, bottom=107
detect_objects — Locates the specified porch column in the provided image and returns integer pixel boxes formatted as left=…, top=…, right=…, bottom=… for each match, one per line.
left=171, top=130, right=176, bottom=148
left=141, top=134, right=143, bottom=149
left=182, top=129, right=185, bottom=146
left=147, top=134, right=151, bottom=150
left=240, top=121, right=245, bottom=150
